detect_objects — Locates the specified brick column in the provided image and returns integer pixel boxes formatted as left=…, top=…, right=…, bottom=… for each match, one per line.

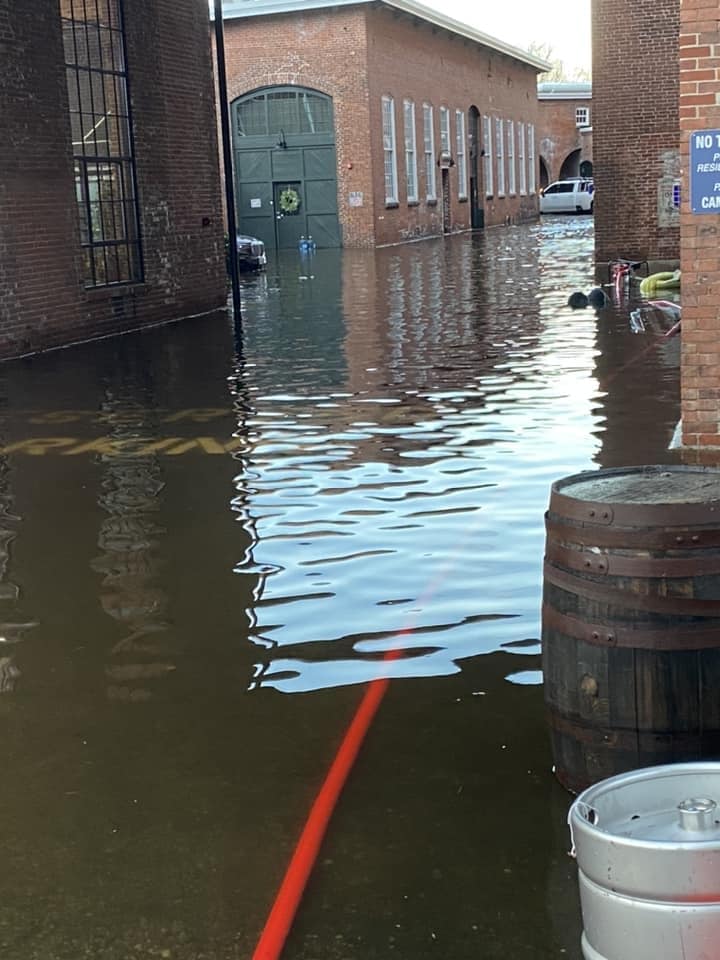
left=680, top=3, right=720, bottom=451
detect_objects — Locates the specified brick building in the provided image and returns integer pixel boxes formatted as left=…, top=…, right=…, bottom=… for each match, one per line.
left=537, top=82, right=593, bottom=188
left=591, top=0, right=680, bottom=268
left=679, top=2, right=720, bottom=453
left=0, top=0, right=227, bottom=360
left=217, top=0, right=548, bottom=249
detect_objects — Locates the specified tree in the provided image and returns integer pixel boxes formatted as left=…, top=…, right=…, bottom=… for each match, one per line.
left=527, top=41, right=591, bottom=82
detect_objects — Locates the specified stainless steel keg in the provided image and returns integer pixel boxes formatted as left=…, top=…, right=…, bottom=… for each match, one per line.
left=568, top=762, right=720, bottom=960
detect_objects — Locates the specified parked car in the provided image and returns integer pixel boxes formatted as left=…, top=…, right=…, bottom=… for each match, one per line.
left=539, top=178, right=594, bottom=214
left=236, top=233, right=267, bottom=270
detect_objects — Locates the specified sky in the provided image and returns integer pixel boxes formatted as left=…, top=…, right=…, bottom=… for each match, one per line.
left=419, top=0, right=592, bottom=76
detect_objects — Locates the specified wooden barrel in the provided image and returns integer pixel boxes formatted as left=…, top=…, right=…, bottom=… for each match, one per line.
left=542, top=465, right=720, bottom=794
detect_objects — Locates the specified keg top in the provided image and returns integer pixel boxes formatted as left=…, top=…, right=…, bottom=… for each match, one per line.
left=556, top=466, right=720, bottom=506
left=570, top=763, right=720, bottom=845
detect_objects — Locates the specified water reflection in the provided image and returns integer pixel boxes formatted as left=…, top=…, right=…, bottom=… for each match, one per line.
left=0, top=222, right=684, bottom=959
left=234, top=223, right=614, bottom=695
left=91, top=391, right=174, bottom=701
left=0, top=435, right=38, bottom=693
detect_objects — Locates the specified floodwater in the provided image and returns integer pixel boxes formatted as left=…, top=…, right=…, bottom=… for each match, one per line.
left=0, top=218, right=681, bottom=959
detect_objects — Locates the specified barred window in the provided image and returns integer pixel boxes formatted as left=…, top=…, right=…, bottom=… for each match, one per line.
left=61, top=0, right=142, bottom=287
left=382, top=96, right=398, bottom=204
left=423, top=104, right=436, bottom=201
left=576, top=106, right=590, bottom=127
left=404, top=100, right=418, bottom=203
left=455, top=110, right=467, bottom=199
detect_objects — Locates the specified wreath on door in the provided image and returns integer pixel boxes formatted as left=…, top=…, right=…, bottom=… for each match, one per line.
left=278, top=187, right=301, bottom=214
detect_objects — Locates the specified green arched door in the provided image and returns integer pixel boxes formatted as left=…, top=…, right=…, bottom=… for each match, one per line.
left=232, top=87, right=340, bottom=250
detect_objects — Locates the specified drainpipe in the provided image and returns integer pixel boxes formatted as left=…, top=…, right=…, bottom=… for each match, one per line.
left=213, top=0, right=242, bottom=331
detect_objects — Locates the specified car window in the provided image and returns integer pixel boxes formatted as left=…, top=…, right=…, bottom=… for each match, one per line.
left=557, top=183, right=574, bottom=193
left=545, top=184, right=559, bottom=194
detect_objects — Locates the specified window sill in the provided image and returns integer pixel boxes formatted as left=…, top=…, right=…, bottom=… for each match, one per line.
left=84, top=282, right=146, bottom=297
left=426, top=198, right=438, bottom=206
left=458, top=196, right=468, bottom=203
left=385, top=201, right=399, bottom=209
left=407, top=200, right=420, bottom=207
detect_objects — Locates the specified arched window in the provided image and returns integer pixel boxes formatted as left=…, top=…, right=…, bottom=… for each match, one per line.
left=235, top=88, right=333, bottom=138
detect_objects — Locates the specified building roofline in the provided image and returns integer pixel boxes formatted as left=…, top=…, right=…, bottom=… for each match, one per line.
left=537, top=81, right=592, bottom=99
left=213, top=0, right=551, bottom=72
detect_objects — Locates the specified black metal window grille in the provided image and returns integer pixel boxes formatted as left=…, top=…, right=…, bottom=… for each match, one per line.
left=61, top=0, right=142, bottom=287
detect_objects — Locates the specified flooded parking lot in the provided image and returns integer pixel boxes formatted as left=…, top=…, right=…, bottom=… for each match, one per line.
left=0, top=219, right=681, bottom=959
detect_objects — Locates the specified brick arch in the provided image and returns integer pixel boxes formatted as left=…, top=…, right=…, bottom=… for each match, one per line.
left=559, top=148, right=582, bottom=180
left=227, top=65, right=339, bottom=106
left=539, top=155, right=550, bottom=189
left=229, top=79, right=333, bottom=104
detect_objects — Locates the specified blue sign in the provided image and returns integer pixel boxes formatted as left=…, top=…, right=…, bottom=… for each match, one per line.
left=690, top=129, right=720, bottom=213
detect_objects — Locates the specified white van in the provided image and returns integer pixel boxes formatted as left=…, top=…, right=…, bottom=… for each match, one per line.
left=539, top=179, right=594, bottom=214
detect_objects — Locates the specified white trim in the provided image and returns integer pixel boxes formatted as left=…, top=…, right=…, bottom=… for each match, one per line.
left=455, top=109, right=467, bottom=199
left=382, top=95, right=398, bottom=203
left=483, top=115, right=493, bottom=197
left=495, top=116, right=505, bottom=197
left=518, top=122, right=526, bottom=196
left=423, top=103, right=436, bottom=201
left=439, top=105, right=451, bottom=154
left=404, top=99, right=418, bottom=202
left=528, top=123, right=536, bottom=194
left=507, top=119, right=516, bottom=197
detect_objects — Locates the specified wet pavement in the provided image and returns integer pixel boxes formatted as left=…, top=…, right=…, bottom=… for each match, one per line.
left=0, top=218, right=681, bottom=959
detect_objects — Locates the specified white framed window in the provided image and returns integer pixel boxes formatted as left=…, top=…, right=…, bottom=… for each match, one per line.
left=423, top=103, right=436, bottom=201
left=455, top=109, right=467, bottom=199
left=439, top=106, right=451, bottom=154
left=483, top=115, right=493, bottom=197
left=518, top=122, right=526, bottom=196
left=528, top=123, right=536, bottom=193
left=495, top=116, right=505, bottom=197
left=403, top=99, right=418, bottom=202
left=382, top=95, right=398, bottom=204
left=576, top=106, right=590, bottom=127
left=507, top=120, right=516, bottom=196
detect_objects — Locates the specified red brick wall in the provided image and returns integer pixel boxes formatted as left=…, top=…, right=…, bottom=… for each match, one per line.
left=0, top=0, right=226, bottom=360
left=679, top=2, right=720, bottom=451
left=592, top=0, right=680, bottom=264
left=537, top=99, right=593, bottom=184
left=365, top=6, right=540, bottom=245
left=221, top=5, right=541, bottom=247
left=221, top=7, right=375, bottom=246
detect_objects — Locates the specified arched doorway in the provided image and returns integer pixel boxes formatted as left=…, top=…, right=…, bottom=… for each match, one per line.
left=468, top=106, right=484, bottom=229
left=559, top=148, right=581, bottom=180
left=539, top=156, right=550, bottom=189
left=231, top=86, right=340, bottom=250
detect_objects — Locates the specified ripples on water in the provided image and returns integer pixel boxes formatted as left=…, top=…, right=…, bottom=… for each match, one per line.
left=230, top=218, right=677, bottom=695
left=0, top=217, right=684, bottom=960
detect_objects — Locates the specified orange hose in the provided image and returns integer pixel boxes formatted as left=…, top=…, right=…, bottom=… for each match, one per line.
left=251, top=645, right=403, bottom=960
